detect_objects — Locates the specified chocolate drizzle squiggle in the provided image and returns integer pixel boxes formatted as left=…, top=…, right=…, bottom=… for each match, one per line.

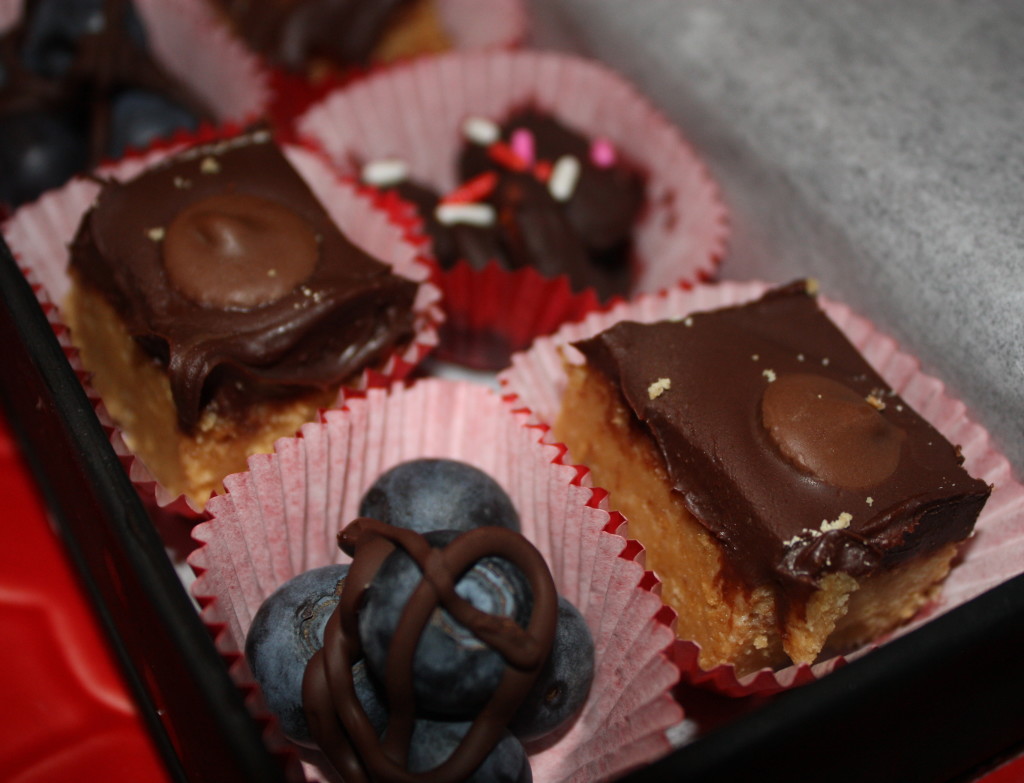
left=303, top=518, right=557, bottom=782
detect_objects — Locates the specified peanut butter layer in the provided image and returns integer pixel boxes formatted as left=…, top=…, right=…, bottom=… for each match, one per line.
left=570, top=281, right=990, bottom=599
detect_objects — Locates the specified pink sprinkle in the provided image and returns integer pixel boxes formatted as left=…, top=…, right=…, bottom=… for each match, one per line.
left=590, top=137, right=617, bottom=168
left=510, top=128, right=535, bottom=167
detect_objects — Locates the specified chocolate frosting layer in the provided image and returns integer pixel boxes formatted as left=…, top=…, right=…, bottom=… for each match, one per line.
left=303, top=518, right=556, bottom=782
left=69, top=131, right=417, bottom=434
left=573, top=281, right=991, bottom=590
left=210, top=0, right=414, bottom=71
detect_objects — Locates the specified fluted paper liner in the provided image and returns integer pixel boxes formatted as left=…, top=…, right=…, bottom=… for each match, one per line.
left=3, top=131, right=443, bottom=516
left=188, top=379, right=682, bottom=782
left=499, top=280, right=1024, bottom=696
left=296, top=49, right=728, bottom=369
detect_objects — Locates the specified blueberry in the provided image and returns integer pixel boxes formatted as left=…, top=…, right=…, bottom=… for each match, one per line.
left=244, top=564, right=349, bottom=744
left=359, top=458, right=520, bottom=534
left=20, top=0, right=148, bottom=78
left=20, top=0, right=106, bottom=78
left=359, top=530, right=533, bottom=718
left=401, top=720, right=532, bottom=782
left=107, top=89, right=200, bottom=159
left=0, top=111, right=89, bottom=207
left=509, top=595, right=594, bottom=743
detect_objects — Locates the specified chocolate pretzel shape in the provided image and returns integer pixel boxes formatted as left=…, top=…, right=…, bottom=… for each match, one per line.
left=303, top=517, right=558, bottom=782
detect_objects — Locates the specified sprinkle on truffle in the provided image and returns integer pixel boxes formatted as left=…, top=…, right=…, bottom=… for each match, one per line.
left=435, top=203, right=497, bottom=227
left=463, top=115, right=500, bottom=145
left=200, top=156, right=220, bottom=175
left=590, top=137, right=617, bottom=168
left=648, top=377, right=672, bottom=399
left=762, top=368, right=777, bottom=382
left=146, top=227, right=165, bottom=242
left=549, top=155, right=581, bottom=202
left=510, top=128, right=535, bottom=167
left=361, top=158, right=409, bottom=187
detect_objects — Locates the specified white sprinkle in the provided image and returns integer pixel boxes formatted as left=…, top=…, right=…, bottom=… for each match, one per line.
left=548, top=155, right=581, bottom=202
left=361, top=158, right=409, bottom=187
left=820, top=512, right=853, bottom=532
left=435, top=202, right=496, bottom=227
left=866, top=497, right=874, bottom=506
left=200, top=156, right=220, bottom=174
left=762, top=368, right=777, bottom=382
left=462, top=115, right=500, bottom=145
left=684, top=316, right=694, bottom=327
left=797, top=353, right=805, bottom=362
left=648, top=377, right=672, bottom=400
left=173, top=176, right=192, bottom=189
left=751, top=354, right=760, bottom=361
left=267, top=269, right=278, bottom=277
left=147, top=227, right=165, bottom=242
left=822, top=357, right=830, bottom=366
left=865, top=394, right=886, bottom=411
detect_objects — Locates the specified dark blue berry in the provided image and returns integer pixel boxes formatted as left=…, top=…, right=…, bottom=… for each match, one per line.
left=20, top=0, right=147, bottom=78
left=0, top=111, right=88, bottom=207
left=359, top=458, right=520, bottom=534
left=359, top=530, right=533, bottom=718
left=107, top=88, right=199, bottom=159
left=509, top=595, right=594, bottom=743
left=244, top=564, right=349, bottom=744
left=401, top=720, right=532, bottom=782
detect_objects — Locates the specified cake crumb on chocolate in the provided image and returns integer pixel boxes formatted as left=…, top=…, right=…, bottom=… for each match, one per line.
left=866, top=394, right=887, bottom=410
left=821, top=512, right=853, bottom=532
left=648, top=377, right=672, bottom=399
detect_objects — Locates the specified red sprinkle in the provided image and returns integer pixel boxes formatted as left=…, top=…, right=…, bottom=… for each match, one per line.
left=533, top=160, right=553, bottom=182
left=487, top=141, right=529, bottom=172
left=440, top=171, right=499, bottom=204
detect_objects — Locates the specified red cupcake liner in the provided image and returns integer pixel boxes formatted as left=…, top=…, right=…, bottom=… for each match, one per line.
left=3, top=127, right=443, bottom=517
left=499, top=279, right=1024, bottom=697
left=296, top=49, right=729, bottom=370
left=188, top=378, right=682, bottom=782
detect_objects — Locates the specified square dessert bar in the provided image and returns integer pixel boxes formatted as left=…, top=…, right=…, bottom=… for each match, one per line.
left=555, top=281, right=990, bottom=674
left=64, top=131, right=417, bottom=508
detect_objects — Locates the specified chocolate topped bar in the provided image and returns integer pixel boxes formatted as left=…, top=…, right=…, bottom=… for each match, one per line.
left=573, top=281, right=991, bottom=593
left=209, top=0, right=417, bottom=71
left=69, top=130, right=417, bottom=435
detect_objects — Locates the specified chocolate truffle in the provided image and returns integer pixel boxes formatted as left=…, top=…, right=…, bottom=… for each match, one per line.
left=363, top=108, right=645, bottom=303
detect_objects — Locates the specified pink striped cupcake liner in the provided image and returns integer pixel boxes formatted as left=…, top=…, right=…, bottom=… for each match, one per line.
left=188, top=378, right=682, bottom=782
left=499, top=279, right=1024, bottom=696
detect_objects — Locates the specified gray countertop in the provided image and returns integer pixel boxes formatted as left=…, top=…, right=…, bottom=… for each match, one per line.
left=528, top=0, right=1024, bottom=471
